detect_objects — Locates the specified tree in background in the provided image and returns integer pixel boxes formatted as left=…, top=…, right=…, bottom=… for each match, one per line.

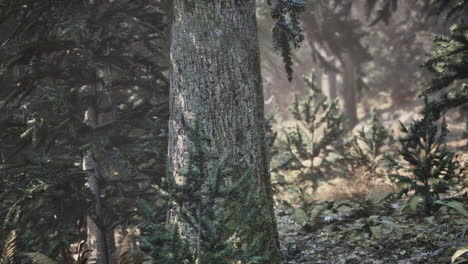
left=256, top=0, right=312, bottom=113
left=290, top=0, right=372, bottom=127
left=0, top=0, right=466, bottom=263
left=386, top=97, right=459, bottom=215
left=362, top=1, right=432, bottom=103
left=257, top=0, right=374, bottom=123
left=362, top=0, right=468, bottom=113
left=271, top=73, right=345, bottom=199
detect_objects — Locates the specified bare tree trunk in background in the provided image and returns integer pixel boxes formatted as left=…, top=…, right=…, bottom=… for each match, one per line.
left=341, top=53, right=358, bottom=127
left=327, top=58, right=337, bottom=100
left=84, top=101, right=110, bottom=264
left=161, top=0, right=173, bottom=52
left=169, top=1, right=283, bottom=263
left=83, top=3, right=106, bottom=262
left=84, top=83, right=118, bottom=264
left=293, top=72, right=306, bottom=98
left=84, top=0, right=119, bottom=262
left=316, top=69, right=323, bottom=92
left=313, top=69, right=325, bottom=103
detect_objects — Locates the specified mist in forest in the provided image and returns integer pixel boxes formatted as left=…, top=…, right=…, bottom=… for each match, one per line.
left=0, top=1, right=466, bottom=264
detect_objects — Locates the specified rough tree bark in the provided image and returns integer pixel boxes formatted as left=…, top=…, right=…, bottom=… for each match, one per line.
left=169, top=0, right=283, bottom=263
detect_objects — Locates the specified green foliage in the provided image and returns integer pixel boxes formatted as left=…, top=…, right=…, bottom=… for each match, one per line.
left=0, top=0, right=169, bottom=259
left=269, top=0, right=305, bottom=81
left=283, top=204, right=467, bottom=263
left=271, top=73, right=348, bottom=235
left=165, top=120, right=273, bottom=264
left=336, top=108, right=395, bottom=178
left=386, top=97, right=459, bottom=215
left=434, top=200, right=468, bottom=218
left=424, top=23, right=468, bottom=116
left=273, top=72, right=346, bottom=190
left=290, top=201, right=331, bottom=232
left=364, top=0, right=468, bottom=108
left=136, top=182, right=194, bottom=263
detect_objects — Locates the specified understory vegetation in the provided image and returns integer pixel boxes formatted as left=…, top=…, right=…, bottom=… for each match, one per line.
left=0, top=0, right=467, bottom=264
left=271, top=76, right=467, bottom=264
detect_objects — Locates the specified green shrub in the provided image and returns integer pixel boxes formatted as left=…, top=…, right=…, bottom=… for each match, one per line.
left=273, top=72, right=346, bottom=191
left=387, top=97, right=460, bottom=215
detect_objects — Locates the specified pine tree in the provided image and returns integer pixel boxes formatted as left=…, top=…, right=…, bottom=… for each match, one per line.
left=165, top=120, right=273, bottom=263
left=386, top=97, right=459, bottom=215
left=300, top=0, right=372, bottom=127
left=424, top=23, right=468, bottom=117
left=272, top=73, right=346, bottom=191
left=0, top=0, right=170, bottom=261
left=345, top=108, right=395, bottom=172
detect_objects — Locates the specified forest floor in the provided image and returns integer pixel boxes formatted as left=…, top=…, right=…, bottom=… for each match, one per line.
left=273, top=100, right=467, bottom=264
left=276, top=195, right=467, bottom=264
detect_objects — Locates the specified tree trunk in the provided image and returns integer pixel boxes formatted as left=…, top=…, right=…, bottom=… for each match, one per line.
left=341, top=53, right=358, bottom=127
left=169, top=1, right=283, bottom=263
left=84, top=0, right=118, bottom=262
left=84, top=81, right=116, bottom=264
left=328, top=59, right=337, bottom=100
left=84, top=103, right=110, bottom=264
left=315, top=69, right=323, bottom=92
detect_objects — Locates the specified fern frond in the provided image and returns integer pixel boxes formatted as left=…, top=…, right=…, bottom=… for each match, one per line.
left=73, top=241, right=92, bottom=264
left=117, top=233, right=146, bottom=264
left=0, top=230, right=17, bottom=264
